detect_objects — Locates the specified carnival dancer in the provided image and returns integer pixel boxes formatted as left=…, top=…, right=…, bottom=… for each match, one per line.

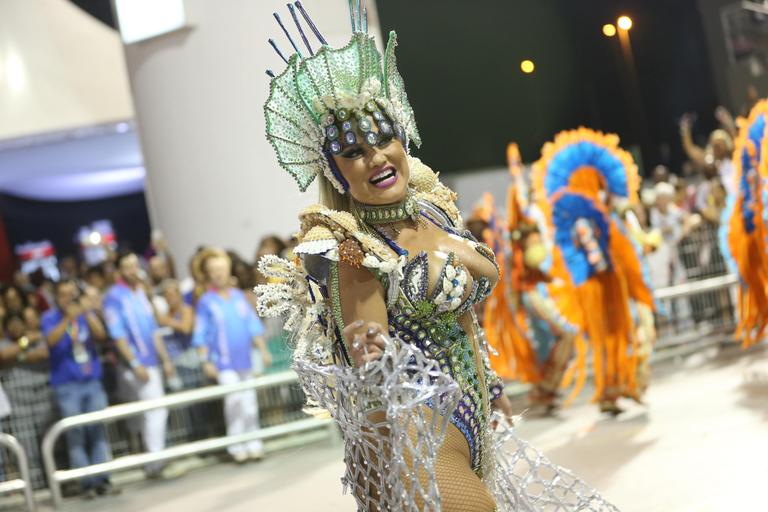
left=719, top=99, right=768, bottom=348
left=531, top=128, right=656, bottom=415
left=481, top=144, right=576, bottom=413
left=255, top=2, right=619, bottom=510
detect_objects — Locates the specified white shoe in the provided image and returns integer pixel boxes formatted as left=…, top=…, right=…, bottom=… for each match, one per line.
left=248, top=446, right=265, bottom=461
left=232, top=452, right=249, bottom=464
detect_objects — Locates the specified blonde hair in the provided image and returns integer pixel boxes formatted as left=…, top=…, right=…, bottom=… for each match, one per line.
left=709, top=129, right=733, bottom=152
left=319, top=175, right=351, bottom=211
left=654, top=182, right=675, bottom=200
left=194, top=247, right=230, bottom=281
left=159, top=278, right=181, bottom=295
left=317, top=175, right=370, bottom=221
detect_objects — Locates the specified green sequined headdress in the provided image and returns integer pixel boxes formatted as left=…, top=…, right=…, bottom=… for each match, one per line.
left=264, top=1, right=421, bottom=193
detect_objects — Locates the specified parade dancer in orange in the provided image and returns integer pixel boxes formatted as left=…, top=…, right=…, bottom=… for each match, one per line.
left=483, top=144, right=577, bottom=413
left=720, top=99, right=768, bottom=348
left=531, top=129, right=656, bottom=415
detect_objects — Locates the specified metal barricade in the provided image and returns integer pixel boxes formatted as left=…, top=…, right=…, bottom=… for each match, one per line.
left=42, top=371, right=333, bottom=509
left=653, top=273, right=738, bottom=349
left=0, top=433, right=37, bottom=511
left=676, top=223, right=728, bottom=280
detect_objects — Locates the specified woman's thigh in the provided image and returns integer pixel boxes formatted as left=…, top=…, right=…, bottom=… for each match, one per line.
left=434, top=422, right=495, bottom=512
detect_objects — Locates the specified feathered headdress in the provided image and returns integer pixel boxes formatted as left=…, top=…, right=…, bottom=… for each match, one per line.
left=532, top=127, right=640, bottom=218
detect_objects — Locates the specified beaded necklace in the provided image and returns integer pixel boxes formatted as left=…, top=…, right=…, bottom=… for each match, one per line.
left=354, top=191, right=418, bottom=225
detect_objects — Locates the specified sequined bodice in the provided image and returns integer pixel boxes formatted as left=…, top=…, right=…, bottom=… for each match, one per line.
left=385, top=250, right=493, bottom=474
left=402, top=251, right=492, bottom=316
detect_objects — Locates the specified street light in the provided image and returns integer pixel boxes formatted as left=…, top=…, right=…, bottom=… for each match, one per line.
left=617, top=15, right=633, bottom=31
left=602, top=23, right=617, bottom=37
left=520, top=59, right=535, bottom=74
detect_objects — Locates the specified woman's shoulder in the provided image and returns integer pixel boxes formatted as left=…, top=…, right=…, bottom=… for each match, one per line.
left=407, top=156, right=462, bottom=228
left=294, top=204, right=396, bottom=271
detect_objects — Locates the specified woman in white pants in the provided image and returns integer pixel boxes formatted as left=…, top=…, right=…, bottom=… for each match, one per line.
left=192, top=248, right=272, bottom=462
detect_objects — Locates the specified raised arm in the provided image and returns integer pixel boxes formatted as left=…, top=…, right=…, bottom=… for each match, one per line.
left=715, top=106, right=738, bottom=139
left=679, top=114, right=706, bottom=167
left=44, top=307, right=78, bottom=347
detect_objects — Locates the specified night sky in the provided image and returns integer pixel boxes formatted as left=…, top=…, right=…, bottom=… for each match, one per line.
left=375, top=0, right=720, bottom=174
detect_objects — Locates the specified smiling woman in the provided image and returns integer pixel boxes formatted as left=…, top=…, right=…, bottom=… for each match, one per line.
left=255, top=2, right=618, bottom=511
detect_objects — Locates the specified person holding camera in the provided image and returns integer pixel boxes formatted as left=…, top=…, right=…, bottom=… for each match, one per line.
left=41, top=279, right=118, bottom=499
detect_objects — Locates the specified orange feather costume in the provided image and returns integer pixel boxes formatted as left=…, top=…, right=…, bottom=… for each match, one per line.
left=719, top=100, right=768, bottom=348
left=530, top=129, right=656, bottom=410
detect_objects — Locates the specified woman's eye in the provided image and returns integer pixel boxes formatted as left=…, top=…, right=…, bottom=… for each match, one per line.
left=377, top=136, right=393, bottom=148
left=341, top=147, right=363, bottom=159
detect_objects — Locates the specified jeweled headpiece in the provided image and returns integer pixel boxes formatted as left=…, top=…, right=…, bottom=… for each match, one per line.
left=264, top=1, right=421, bottom=194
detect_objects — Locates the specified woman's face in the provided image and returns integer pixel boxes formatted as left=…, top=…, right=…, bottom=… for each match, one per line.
left=330, top=119, right=410, bottom=206
left=523, top=232, right=547, bottom=269
left=205, top=256, right=232, bottom=290
left=23, top=307, right=40, bottom=331
left=7, top=317, right=25, bottom=340
left=163, top=286, right=182, bottom=309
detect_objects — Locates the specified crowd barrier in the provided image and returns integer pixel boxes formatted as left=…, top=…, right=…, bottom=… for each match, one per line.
left=41, top=371, right=333, bottom=509
left=0, top=433, right=36, bottom=511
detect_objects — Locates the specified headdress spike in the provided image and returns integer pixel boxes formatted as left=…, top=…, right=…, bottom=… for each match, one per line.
left=273, top=12, right=303, bottom=58
left=287, top=3, right=314, bottom=56
left=347, top=0, right=357, bottom=32
left=266, top=69, right=276, bottom=78
left=294, top=2, right=328, bottom=45
left=268, top=38, right=290, bottom=64
left=357, top=0, right=363, bottom=32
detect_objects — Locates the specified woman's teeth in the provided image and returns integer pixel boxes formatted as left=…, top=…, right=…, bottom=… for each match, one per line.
left=369, top=167, right=398, bottom=189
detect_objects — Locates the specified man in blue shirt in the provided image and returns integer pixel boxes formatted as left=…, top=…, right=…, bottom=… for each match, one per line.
left=193, top=248, right=271, bottom=462
left=104, top=252, right=175, bottom=477
left=41, top=279, right=118, bottom=498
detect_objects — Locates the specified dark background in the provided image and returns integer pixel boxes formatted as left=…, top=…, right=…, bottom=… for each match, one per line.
left=72, top=0, right=722, bottom=175
left=374, top=0, right=720, bottom=173
left=1, top=193, right=151, bottom=258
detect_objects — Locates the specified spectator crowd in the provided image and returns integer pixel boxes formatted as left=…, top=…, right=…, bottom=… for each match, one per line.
left=0, top=234, right=295, bottom=499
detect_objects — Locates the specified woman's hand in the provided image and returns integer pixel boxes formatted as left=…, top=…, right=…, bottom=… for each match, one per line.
left=491, top=394, right=516, bottom=429
left=133, top=365, right=150, bottom=383
left=343, top=320, right=388, bottom=368
left=162, top=361, right=177, bottom=380
left=202, top=361, right=219, bottom=381
left=261, top=349, right=273, bottom=368
left=678, top=113, right=693, bottom=136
